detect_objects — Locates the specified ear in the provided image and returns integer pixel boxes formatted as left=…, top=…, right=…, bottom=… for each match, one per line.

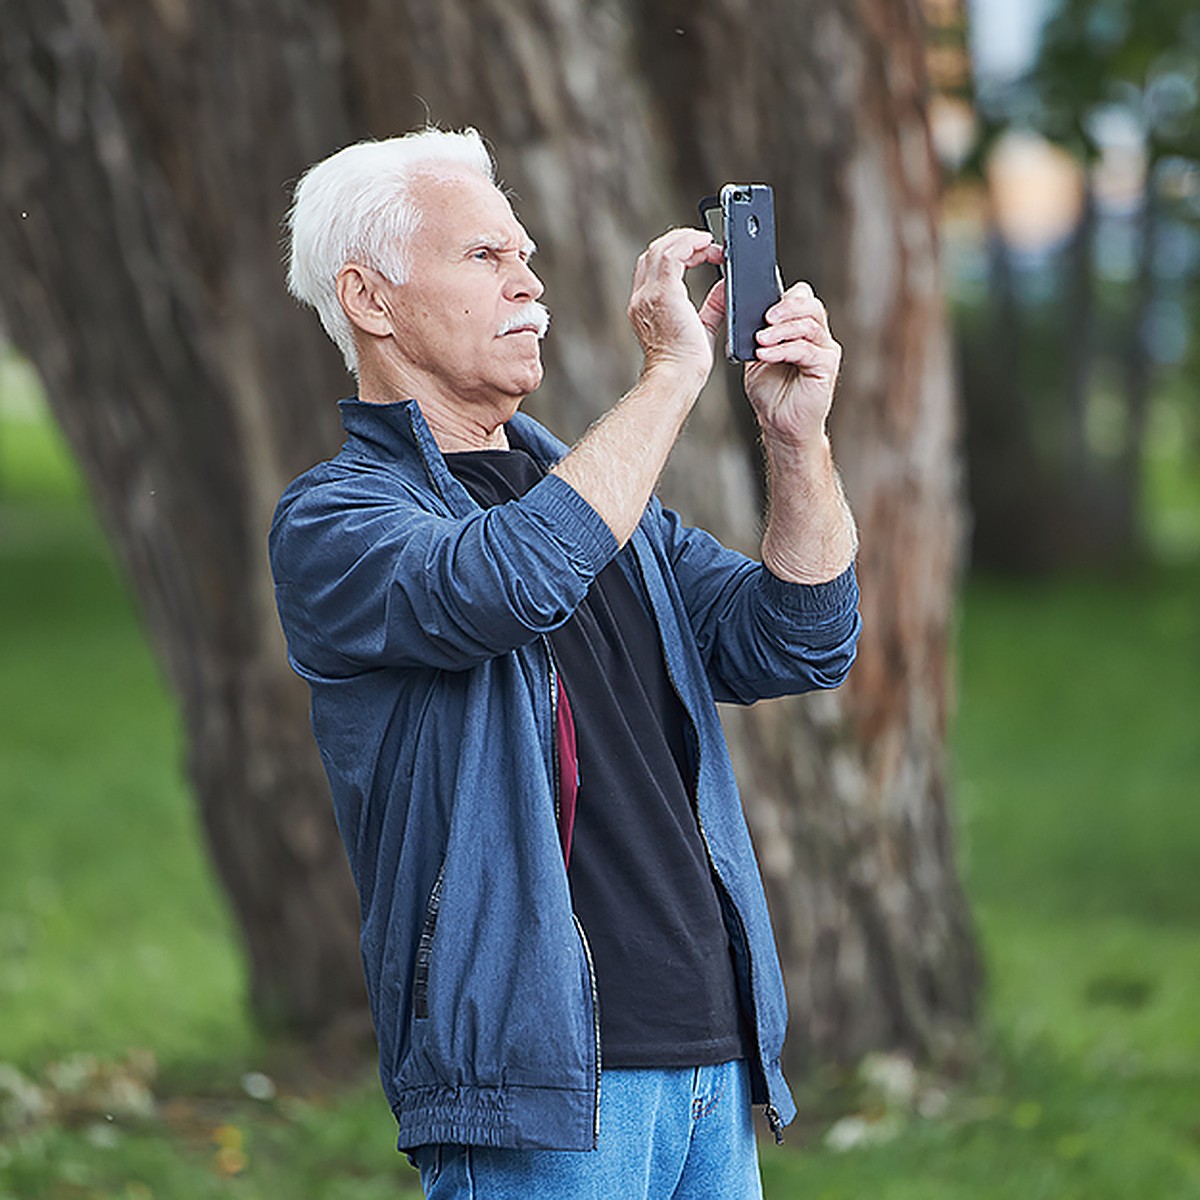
left=336, top=263, right=396, bottom=338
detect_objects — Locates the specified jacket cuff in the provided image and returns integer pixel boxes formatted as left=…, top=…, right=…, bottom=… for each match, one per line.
left=521, top=473, right=621, bottom=578
left=760, top=562, right=860, bottom=620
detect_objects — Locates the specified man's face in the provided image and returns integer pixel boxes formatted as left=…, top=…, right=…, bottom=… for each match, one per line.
left=385, top=167, right=547, bottom=417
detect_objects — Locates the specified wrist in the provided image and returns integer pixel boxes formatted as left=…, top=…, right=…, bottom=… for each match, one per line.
left=637, top=353, right=709, bottom=399
left=762, top=426, right=832, bottom=466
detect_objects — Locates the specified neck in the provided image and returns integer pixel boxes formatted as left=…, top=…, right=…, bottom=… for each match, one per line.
left=416, top=395, right=512, bottom=452
left=356, top=353, right=514, bottom=452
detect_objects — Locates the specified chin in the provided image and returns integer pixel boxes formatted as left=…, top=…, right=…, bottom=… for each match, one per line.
left=511, top=360, right=543, bottom=397
left=491, top=345, right=543, bottom=402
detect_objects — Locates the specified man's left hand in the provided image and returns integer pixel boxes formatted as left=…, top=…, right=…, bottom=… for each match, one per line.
left=744, top=282, right=842, bottom=446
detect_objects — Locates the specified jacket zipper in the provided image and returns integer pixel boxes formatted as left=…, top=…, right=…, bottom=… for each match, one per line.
left=544, top=636, right=602, bottom=1148
left=412, top=859, right=447, bottom=1021
left=573, top=913, right=603, bottom=1148
left=545, top=637, right=563, bottom=836
left=688, top=764, right=783, bottom=1142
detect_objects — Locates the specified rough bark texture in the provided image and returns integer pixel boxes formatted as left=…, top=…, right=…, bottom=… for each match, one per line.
left=0, top=0, right=979, bottom=1070
left=0, top=0, right=364, bottom=1036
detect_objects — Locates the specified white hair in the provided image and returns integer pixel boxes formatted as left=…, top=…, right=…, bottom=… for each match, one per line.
left=286, top=127, right=497, bottom=375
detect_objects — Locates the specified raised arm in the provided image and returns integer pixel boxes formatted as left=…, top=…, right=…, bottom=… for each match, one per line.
left=745, top=282, right=858, bottom=585
left=550, top=228, right=725, bottom=546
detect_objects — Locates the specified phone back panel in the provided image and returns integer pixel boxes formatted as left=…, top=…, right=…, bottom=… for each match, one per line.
left=723, top=184, right=782, bottom=361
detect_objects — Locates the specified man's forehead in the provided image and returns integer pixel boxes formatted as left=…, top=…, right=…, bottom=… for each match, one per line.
left=409, top=167, right=532, bottom=247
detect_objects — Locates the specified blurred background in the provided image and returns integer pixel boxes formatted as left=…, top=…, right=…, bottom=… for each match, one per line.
left=1, top=0, right=1197, bottom=1196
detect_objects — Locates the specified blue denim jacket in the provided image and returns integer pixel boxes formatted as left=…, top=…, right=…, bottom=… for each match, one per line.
left=269, top=398, right=861, bottom=1152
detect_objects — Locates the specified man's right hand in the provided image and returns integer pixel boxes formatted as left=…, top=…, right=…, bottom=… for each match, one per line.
left=549, top=230, right=723, bottom=547
left=627, top=228, right=725, bottom=385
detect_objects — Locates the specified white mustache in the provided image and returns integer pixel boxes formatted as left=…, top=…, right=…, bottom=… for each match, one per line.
left=498, top=302, right=551, bottom=339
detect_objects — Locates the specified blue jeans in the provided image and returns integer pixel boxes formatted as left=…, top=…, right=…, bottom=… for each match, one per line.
left=411, top=1059, right=764, bottom=1200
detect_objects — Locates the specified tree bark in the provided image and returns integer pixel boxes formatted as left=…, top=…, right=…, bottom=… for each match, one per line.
left=0, top=0, right=365, bottom=1038
left=0, top=0, right=978, bottom=1069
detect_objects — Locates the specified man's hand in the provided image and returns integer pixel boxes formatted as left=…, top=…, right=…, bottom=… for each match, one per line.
left=744, top=281, right=858, bottom=584
left=744, top=282, right=842, bottom=446
left=550, top=229, right=722, bottom=547
left=627, top=228, right=725, bottom=383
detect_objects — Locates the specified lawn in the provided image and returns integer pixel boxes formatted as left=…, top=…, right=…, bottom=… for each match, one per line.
left=2, top=366, right=1198, bottom=1197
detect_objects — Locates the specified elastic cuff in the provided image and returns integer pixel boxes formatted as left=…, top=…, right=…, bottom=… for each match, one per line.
left=760, top=562, right=859, bottom=618
left=522, top=473, right=620, bottom=576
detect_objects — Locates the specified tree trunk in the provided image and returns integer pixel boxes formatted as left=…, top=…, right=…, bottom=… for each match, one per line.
left=1064, top=171, right=1097, bottom=491
left=1116, top=156, right=1160, bottom=557
left=0, top=0, right=366, bottom=1038
left=962, top=191, right=1052, bottom=573
left=0, top=0, right=978, bottom=1068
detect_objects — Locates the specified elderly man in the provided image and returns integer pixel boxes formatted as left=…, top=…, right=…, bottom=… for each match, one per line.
left=270, top=126, right=860, bottom=1200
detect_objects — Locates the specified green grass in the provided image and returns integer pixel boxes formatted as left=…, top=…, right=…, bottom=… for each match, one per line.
left=0, top=407, right=252, bottom=1078
left=2, top=370, right=1199, bottom=1196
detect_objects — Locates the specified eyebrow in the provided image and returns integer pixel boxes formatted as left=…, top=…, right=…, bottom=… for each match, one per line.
left=463, top=233, right=537, bottom=258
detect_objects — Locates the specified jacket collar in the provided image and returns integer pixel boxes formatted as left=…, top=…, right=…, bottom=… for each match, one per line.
left=338, top=397, right=571, bottom=515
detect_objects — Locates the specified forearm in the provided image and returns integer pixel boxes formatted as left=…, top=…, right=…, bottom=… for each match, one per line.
left=759, top=432, right=858, bottom=585
left=551, top=361, right=704, bottom=546
left=550, top=227, right=724, bottom=545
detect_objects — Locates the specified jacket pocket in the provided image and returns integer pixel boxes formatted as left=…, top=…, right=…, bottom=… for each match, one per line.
left=412, top=859, right=447, bottom=1020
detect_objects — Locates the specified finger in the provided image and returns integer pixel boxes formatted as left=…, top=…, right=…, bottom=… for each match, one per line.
left=697, top=278, right=725, bottom=344
left=776, top=279, right=818, bottom=305
left=643, top=228, right=718, bottom=279
left=755, top=337, right=842, bottom=372
left=766, top=285, right=828, bottom=327
left=686, top=241, right=725, bottom=270
left=765, top=299, right=829, bottom=333
left=633, top=248, right=650, bottom=290
left=756, top=315, right=830, bottom=347
left=648, top=225, right=715, bottom=256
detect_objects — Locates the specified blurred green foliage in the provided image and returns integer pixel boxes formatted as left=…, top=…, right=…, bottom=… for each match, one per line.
left=1031, top=0, right=1200, bottom=161
left=948, top=0, right=1200, bottom=572
left=0, top=360, right=250, bottom=1078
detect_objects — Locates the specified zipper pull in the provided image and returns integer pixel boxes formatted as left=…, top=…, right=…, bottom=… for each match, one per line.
left=765, top=1104, right=785, bottom=1145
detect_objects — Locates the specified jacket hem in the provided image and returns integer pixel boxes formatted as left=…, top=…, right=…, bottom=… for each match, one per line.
left=763, top=1057, right=797, bottom=1128
left=392, top=1080, right=597, bottom=1153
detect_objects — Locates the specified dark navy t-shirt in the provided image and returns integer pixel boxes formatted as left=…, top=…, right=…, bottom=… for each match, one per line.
left=446, top=446, right=747, bottom=1068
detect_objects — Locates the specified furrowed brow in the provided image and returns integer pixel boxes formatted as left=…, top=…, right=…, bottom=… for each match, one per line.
left=461, top=232, right=537, bottom=258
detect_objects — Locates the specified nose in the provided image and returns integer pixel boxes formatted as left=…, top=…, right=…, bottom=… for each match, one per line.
left=506, top=257, right=544, bottom=303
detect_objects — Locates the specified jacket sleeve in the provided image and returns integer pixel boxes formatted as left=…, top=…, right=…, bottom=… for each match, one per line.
left=269, top=468, right=619, bottom=673
left=652, top=501, right=861, bottom=704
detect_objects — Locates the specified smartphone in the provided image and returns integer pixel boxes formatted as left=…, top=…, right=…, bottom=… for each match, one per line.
left=699, top=184, right=784, bottom=361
